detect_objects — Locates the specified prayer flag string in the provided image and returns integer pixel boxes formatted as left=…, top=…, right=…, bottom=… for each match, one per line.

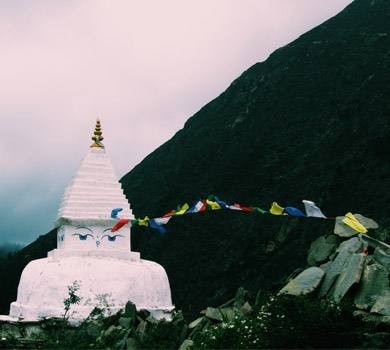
left=110, top=195, right=376, bottom=236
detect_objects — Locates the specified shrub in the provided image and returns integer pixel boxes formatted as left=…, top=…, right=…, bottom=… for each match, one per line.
left=193, top=294, right=366, bottom=349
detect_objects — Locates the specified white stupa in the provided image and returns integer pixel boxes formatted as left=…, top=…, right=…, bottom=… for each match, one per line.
left=7, top=120, right=174, bottom=321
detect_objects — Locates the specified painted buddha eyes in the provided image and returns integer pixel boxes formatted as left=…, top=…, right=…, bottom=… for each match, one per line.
left=72, top=233, right=123, bottom=242
left=73, top=233, right=94, bottom=240
left=102, top=234, right=123, bottom=242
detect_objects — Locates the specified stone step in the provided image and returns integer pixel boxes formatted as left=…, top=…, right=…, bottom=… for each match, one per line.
left=67, top=180, right=122, bottom=189
left=60, top=200, right=131, bottom=209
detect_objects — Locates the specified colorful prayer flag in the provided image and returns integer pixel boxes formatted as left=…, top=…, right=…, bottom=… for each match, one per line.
left=284, top=206, right=306, bottom=217
left=111, top=218, right=130, bottom=232
left=188, top=200, right=207, bottom=213
left=214, top=196, right=229, bottom=209
left=162, top=209, right=176, bottom=218
left=206, top=199, right=222, bottom=210
left=174, top=203, right=190, bottom=215
left=233, top=203, right=255, bottom=212
left=138, top=216, right=150, bottom=227
left=228, top=204, right=243, bottom=211
left=251, top=207, right=267, bottom=215
left=270, top=202, right=285, bottom=215
left=153, top=216, right=171, bottom=225
left=149, top=219, right=167, bottom=235
left=302, top=200, right=326, bottom=218
left=342, top=212, right=367, bottom=233
left=111, top=208, right=123, bottom=219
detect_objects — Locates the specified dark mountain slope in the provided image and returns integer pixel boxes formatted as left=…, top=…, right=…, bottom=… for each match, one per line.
left=121, top=0, right=390, bottom=316
left=0, top=230, right=56, bottom=314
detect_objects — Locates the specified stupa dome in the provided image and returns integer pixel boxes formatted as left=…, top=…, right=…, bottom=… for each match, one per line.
left=7, top=120, right=174, bottom=321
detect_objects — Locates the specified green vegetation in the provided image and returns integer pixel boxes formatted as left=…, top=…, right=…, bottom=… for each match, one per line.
left=63, top=281, right=82, bottom=320
left=193, top=294, right=366, bottom=349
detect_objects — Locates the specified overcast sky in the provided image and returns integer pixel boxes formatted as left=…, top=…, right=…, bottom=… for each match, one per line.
left=0, top=0, right=353, bottom=245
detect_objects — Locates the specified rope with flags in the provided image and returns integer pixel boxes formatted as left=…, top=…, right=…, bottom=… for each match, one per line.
left=110, top=195, right=376, bottom=236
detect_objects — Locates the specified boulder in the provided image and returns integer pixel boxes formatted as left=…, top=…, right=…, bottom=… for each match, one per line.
left=188, top=317, right=204, bottom=329
left=373, top=248, right=390, bottom=269
left=240, top=302, right=253, bottom=316
left=355, top=263, right=390, bottom=309
left=219, top=308, right=236, bottom=322
left=307, top=235, right=339, bottom=266
left=101, top=325, right=125, bottom=344
left=336, top=237, right=363, bottom=254
left=145, top=316, right=159, bottom=324
left=319, top=261, right=332, bottom=271
left=124, top=301, right=137, bottom=323
left=360, top=234, right=390, bottom=251
left=179, top=339, right=194, bottom=350
left=233, top=287, right=248, bottom=308
left=188, top=317, right=209, bottom=339
left=371, top=292, right=390, bottom=316
left=118, top=317, right=132, bottom=329
left=24, top=324, right=44, bottom=338
left=115, top=336, right=127, bottom=350
left=334, top=214, right=378, bottom=238
left=86, top=320, right=103, bottom=338
left=331, top=253, right=366, bottom=302
left=205, top=307, right=223, bottom=322
left=279, top=267, right=324, bottom=296
left=334, top=216, right=359, bottom=237
left=136, top=320, right=148, bottom=336
left=354, top=214, right=379, bottom=230
left=319, top=249, right=354, bottom=297
left=126, top=337, right=139, bottom=350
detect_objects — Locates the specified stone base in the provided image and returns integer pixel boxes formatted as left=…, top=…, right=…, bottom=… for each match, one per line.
left=9, top=256, right=174, bottom=322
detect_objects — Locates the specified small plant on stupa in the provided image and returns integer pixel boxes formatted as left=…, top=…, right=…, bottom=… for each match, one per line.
left=63, top=280, right=82, bottom=320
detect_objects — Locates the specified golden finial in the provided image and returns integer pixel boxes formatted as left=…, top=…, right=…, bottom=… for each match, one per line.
left=90, top=118, right=105, bottom=148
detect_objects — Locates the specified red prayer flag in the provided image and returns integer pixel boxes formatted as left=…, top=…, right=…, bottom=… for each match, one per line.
left=111, top=218, right=130, bottom=232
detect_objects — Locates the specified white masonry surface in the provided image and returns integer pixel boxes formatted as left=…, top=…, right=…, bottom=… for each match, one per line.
left=7, top=146, right=174, bottom=322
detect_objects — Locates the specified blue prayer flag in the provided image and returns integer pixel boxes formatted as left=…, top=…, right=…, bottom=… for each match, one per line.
left=284, top=207, right=306, bottom=217
left=111, top=208, right=123, bottom=219
left=149, top=219, right=167, bottom=235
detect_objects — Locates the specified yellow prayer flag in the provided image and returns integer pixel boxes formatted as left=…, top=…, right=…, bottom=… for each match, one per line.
left=270, top=202, right=285, bottom=215
left=206, top=199, right=221, bottom=210
left=342, top=212, right=367, bottom=233
left=175, top=203, right=190, bottom=215
left=138, top=216, right=150, bottom=227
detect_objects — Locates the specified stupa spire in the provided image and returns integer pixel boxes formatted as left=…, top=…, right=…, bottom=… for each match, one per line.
left=90, top=118, right=104, bottom=148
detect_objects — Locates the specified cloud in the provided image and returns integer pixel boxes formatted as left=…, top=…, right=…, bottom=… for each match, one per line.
left=0, top=0, right=352, bottom=244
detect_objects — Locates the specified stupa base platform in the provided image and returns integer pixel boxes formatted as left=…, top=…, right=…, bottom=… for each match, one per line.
left=9, top=255, right=174, bottom=322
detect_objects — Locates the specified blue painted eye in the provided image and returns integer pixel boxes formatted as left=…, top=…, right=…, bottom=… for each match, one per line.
left=73, top=233, right=94, bottom=240
left=102, top=234, right=123, bottom=242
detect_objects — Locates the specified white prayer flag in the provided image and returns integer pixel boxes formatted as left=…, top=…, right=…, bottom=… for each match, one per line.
left=154, top=216, right=172, bottom=225
left=302, top=200, right=327, bottom=218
